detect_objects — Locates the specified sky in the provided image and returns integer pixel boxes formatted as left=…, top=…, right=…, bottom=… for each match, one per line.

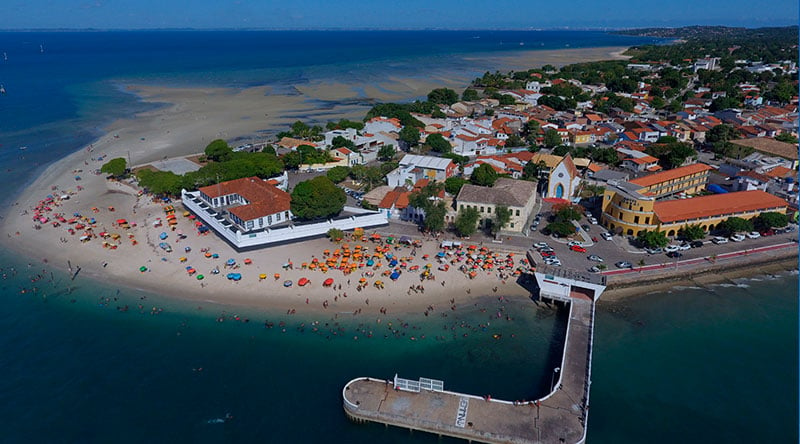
left=4, top=0, right=799, bottom=30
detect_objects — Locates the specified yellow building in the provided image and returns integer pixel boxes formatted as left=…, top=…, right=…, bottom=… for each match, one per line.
left=627, top=163, right=714, bottom=198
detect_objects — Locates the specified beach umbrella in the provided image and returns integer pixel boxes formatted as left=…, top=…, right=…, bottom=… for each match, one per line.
left=226, top=258, right=236, bottom=266
left=274, top=273, right=281, bottom=280
left=366, top=259, right=374, bottom=267
left=389, top=271, right=400, bottom=281
left=244, top=258, right=252, bottom=265
left=196, top=274, right=204, bottom=280
left=283, top=280, right=293, bottom=287
left=359, top=278, right=367, bottom=284
left=298, top=277, right=309, bottom=287
left=259, top=273, right=267, bottom=281
left=159, top=232, right=168, bottom=240
left=139, top=266, right=148, bottom=272
left=323, top=278, right=334, bottom=287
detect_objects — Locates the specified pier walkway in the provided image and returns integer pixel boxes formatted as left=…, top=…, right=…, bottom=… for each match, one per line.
left=342, top=293, right=596, bottom=443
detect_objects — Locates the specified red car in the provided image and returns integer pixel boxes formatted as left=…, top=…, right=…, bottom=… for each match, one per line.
left=570, top=245, right=587, bottom=253
left=540, top=251, right=555, bottom=257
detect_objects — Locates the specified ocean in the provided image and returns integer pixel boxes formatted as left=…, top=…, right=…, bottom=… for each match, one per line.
left=0, top=30, right=796, bottom=443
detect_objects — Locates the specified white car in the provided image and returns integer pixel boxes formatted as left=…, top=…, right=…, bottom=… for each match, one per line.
left=533, top=242, right=549, bottom=249
left=600, top=232, right=613, bottom=241
left=730, top=234, right=746, bottom=242
left=712, top=236, right=729, bottom=244
left=746, top=231, right=761, bottom=239
left=664, top=245, right=680, bottom=253
left=589, top=217, right=598, bottom=225
left=567, top=241, right=582, bottom=247
left=678, top=243, right=692, bottom=251
left=544, top=258, right=562, bottom=266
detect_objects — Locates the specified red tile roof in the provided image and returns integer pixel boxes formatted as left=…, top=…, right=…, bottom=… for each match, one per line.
left=765, top=166, right=795, bottom=179
left=655, top=191, right=787, bottom=223
left=629, top=163, right=714, bottom=188
left=199, top=177, right=291, bottom=222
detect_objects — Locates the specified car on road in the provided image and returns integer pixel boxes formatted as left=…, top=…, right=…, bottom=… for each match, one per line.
left=678, top=243, right=691, bottom=251
left=664, top=245, right=680, bottom=253
left=587, top=254, right=603, bottom=262
left=567, top=240, right=582, bottom=247
left=730, top=234, right=746, bottom=242
left=615, top=261, right=633, bottom=269
left=600, top=232, right=613, bottom=241
left=690, top=240, right=704, bottom=248
left=589, top=217, right=598, bottom=224
left=666, top=251, right=683, bottom=258
left=533, top=242, right=549, bottom=249
left=581, top=224, right=591, bottom=232
left=712, top=236, right=728, bottom=244
left=645, top=247, right=664, bottom=254
left=544, top=258, right=562, bottom=266
left=570, top=245, right=587, bottom=253
left=746, top=231, right=761, bottom=239
left=588, top=266, right=601, bottom=273
left=540, top=251, right=555, bottom=257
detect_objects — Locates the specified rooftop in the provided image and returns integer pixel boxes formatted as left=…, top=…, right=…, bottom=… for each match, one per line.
left=730, top=137, right=798, bottom=160
left=629, top=163, right=714, bottom=188
left=456, top=178, right=536, bottom=208
left=654, top=190, right=788, bottom=223
left=398, top=154, right=453, bottom=171
left=198, top=177, right=291, bottom=223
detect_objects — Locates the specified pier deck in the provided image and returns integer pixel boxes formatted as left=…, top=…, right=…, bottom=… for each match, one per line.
left=343, top=297, right=595, bottom=443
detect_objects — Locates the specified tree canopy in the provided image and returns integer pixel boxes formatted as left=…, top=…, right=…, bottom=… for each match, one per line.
left=543, top=129, right=561, bottom=148
left=290, top=176, right=346, bottom=220
left=470, top=163, right=499, bottom=187
left=445, top=177, right=468, bottom=195
left=399, top=125, right=420, bottom=147
left=461, top=88, right=480, bottom=101
left=753, top=212, right=789, bottom=231
left=454, top=207, right=480, bottom=237
left=678, top=223, right=706, bottom=241
left=491, top=206, right=512, bottom=236
left=326, top=166, right=351, bottom=183
left=646, top=139, right=697, bottom=169
left=378, top=144, right=396, bottom=161
left=204, top=139, right=233, bottom=162
left=636, top=230, right=669, bottom=248
left=100, top=157, right=127, bottom=177
left=427, top=88, right=459, bottom=105
left=426, top=133, right=452, bottom=153
left=716, top=217, right=753, bottom=236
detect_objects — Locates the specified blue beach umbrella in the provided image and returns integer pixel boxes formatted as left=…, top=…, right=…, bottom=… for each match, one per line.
left=159, top=232, right=168, bottom=240
left=226, top=258, right=236, bottom=266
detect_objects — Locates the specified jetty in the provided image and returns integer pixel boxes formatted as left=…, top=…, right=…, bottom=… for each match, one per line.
left=342, top=264, right=605, bottom=443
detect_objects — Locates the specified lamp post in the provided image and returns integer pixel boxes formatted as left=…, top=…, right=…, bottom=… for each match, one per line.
left=550, top=367, right=561, bottom=392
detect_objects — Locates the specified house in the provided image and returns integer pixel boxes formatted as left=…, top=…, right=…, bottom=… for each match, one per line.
left=363, top=117, right=402, bottom=134
left=733, top=170, right=771, bottom=192
left=331, top=147, right=361, bottom=166
left=196, top=177, right=292, bottom=232
left=386, top=154, right=456, bottom=188
left=455, top=178, right=538, bottom=233
left=546, top=154, right=582, bottom=199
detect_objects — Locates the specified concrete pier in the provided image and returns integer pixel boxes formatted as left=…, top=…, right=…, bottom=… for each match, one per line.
left=342, top=279, right=598, bottom=444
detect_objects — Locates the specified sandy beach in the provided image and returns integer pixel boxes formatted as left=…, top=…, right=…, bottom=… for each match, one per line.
left=4, top=43, right=791, bottom=317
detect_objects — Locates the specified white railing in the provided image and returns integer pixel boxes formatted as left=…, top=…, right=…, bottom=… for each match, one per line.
left=181, top=190, right=388, bottom=249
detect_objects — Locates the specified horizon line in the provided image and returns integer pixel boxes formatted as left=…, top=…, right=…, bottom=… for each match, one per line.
left=0, top=24, right=797, bottom=33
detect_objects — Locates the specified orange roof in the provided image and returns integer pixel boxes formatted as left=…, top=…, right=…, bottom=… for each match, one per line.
left=199, top=177, right=291, bottom=222
left=655, top=190, right=787, bottom=224
left=765, top=165, right=795, bottom=179
left=587, top=163, right=603, bottom=173
left=378, top=188, right=409, bottom=210
left=629, top=163, right=714, bottom=188
left=561, top=154, right=580, bottom=178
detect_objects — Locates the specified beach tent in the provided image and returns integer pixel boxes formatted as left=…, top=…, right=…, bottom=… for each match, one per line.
left=159, top=232, right=168, bottom=240
left=226, top=258, right=236, bottom=266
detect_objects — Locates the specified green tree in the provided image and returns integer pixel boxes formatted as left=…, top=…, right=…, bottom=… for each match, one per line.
left=444, top=177, right=468, bottom=195
left=717, top=217, right=754, bottom=236
left=282, top=151, right=303, bottom=170
left=491, top=205, right=512, bottom=236
left=426, top=133, right=452, bottom=153
left=290, top=176, right=346, bottom=220
left=423, top=201, right=447, bottom=233
left=462, top=88, right=480, bottom=101
left=378, top=144, right=396, bottom=161
left=136, top=170, right=182, bottom=196
left=470, top=163, right=499, bottom=187
left=552, top=145, right=570, bottom=156
left=497, top=94, right=516, bottom=105
left=706, top=124, right=740, bottom=144
left=775, top=133, right=798, bottom=144
left=431, top=109, right=446, bottom=119
left=646, top=139, right=697, bottom=169
left=522, top=160, right=545, bottom=181
left=545, top=221, right=576, bottom=237
left=326, top=166, right=351, bottom=183
left=399, top=125, right=420, bottom=148
left=678, top=224, right=706, bottom=241
left=427, top=88, right=459, bottom=105
left=753, top=212, right=789, bottom=232
left=100, top=157, right=127, bottom=177
left=553, top=203, right=582, bottom=222
left=544, top=129, right=561, bottom=148
left=262, top=144, right=276, bottom=155
left=636, top=230, right=669, bottom=248
left=591, top=147, right=620, bottom=166
left=204, top=139, right=233, bottom=162
left=455, top=207, right=480, bottom=237
left=326, top=228, right=344, bottom=241
left=331, top=135, right=356, bottom=151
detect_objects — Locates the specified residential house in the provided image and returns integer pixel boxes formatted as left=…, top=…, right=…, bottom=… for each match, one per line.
left=386, top=154, right=456, bottom=187
left=455, top=178, right=537, bottom=233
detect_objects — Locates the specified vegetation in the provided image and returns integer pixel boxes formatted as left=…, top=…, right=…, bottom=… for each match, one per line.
left=454, top=207, right=480, bottom=237
left=377, top=144, right=396, bottom=161
left=753, top=212, right=789, bottom=231
left=331, top=135, right=356, bottom=151
left=204, top=139, right=233, bottom=162
left=543, top=129, right=561, bottom=148
left=425, top=133, right=452, bottom=154
left=552, top=203, right=582, bottom=222
left=470, top=163, right=499, bottom=187
left=100, top=157, right=127, bottom=177
left=444, top=177, right=468, bottom=195
left=522, top=160, right=545, bottom=182
left=491, top=206, right=512, bottom=236
left=276, top=120, right=324, bottom=142
left=461, top=88, right=480, bottom=101
left=678, top=223, right=706, bottom=241
left=326, top=228, right=345, bottom=241
left=545, top=220, right=576, bottom=237
left=290, top=176, right=346, bottom=220
left=775, top=133, right=798, bottom=144
left=636, top=230, right=669, bottom=248
left=716, top=217, right=754, bottom=236
left=326, top=119, right=364, bottom=131
left=408, top=182, right=446, bottom=233
left=646, top=137, right=697, bottom=169
left=427, top=88, right=459, bottom=105
left=399, top=125, right=421, bottom=148
left=326, top=166, right=351, bottom=183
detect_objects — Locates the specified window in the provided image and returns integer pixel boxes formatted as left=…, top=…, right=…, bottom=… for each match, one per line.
left=516, top=209, right=520, bottom=216
left=246, top=220, right=254, bottom=230
left=639, top=206, right=643, bottom=212
left=480, top=206, right=484, bottom=213
left=634, top=216, right=640, bottom=224
left=285, top=211, right=290, bottom=219
left=258, top=218, right=263, bottom=227
left=487, top=207, right=491, bottom=214
left=644, top=217, right=649, bottom=224
left=267, top=215, right=272, bottom=225
left=510, top=223, right=514, bottom=228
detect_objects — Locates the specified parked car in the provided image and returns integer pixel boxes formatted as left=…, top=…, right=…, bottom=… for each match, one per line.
left=588, top=266, right=601, bottom=273
left=730, top=234, right=746, bottom=242
left=544, top=258, right=562, bottom=266
left=712, top=236, right=728, bottom=244
left=581, top=224, right=591, bottom=232
left=690, top=240, right=704, bottom=248
left=666, top=251, right=683, bottom=258
left=760, top=229, right=775, bottom=236
left=678, top=243, right=691, bottom=251
left=540, top=251, right=555, bottom=258
left=645, top=247, right=663, bottom=254
left=615, top=261, right=633, bottom=269
left=587, top=254, right=603, bottom=262
left=664, top=245, right=680, bottom=253
left=533, top=242, right=549, bottom=249
left=570, top=245, right=587, bottom=253
left=589, top=217, right=598, bottom=224
left=600, top=232, right=613, bottom=241
left=567, top=241, right=582, bottom=247
left=746, top=231, right=761, bottom=239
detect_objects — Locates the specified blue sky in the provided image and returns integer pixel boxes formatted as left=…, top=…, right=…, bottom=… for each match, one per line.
left=5, top=0, right=799, bottom=29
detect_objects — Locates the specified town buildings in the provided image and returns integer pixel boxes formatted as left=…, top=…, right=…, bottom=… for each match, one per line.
left=196, top=176, right=293, bottom=232
left=455, top=178, right=537, bottom=233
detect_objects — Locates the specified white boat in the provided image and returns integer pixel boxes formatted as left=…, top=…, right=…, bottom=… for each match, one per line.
left=0, top=84, right=5, bottom=94
left=3, top=52, right=7, bottom=61
left=40, top=44, right=44, bottom=53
